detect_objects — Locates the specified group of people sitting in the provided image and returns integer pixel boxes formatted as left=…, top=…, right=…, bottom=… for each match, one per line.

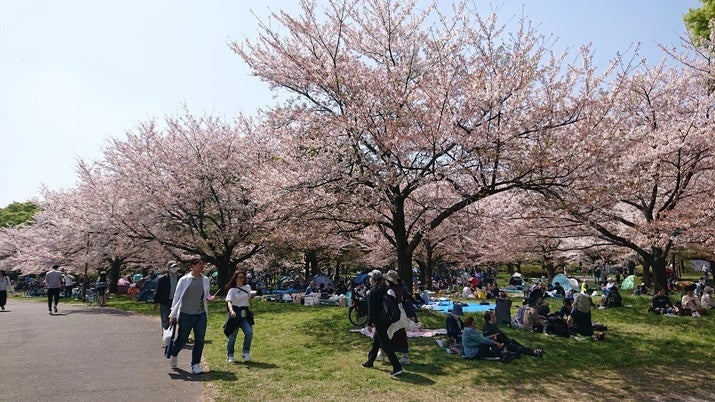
left=650, top=285, right=713, bottom=316
left=460, top=282, right=500, bottom=300
left=510, top=286, right=606, bottom=340
left=444, top=304, right=544, bottom=362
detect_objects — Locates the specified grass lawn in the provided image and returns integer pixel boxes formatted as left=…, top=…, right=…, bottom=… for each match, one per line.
left=97, top=281, right=715, bottom=402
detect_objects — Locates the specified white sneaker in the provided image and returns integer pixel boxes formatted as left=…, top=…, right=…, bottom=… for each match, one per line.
left=399, top=356, right=412, bottom=365
left=191, top=363, right=203, bottom=374
left=169, top=356, right=177, bottom=368
left=242, top=352, right=251, bottom=362
left=376, top=350, right=385, bottom=361
left=226, top=356, right=235, bottom=363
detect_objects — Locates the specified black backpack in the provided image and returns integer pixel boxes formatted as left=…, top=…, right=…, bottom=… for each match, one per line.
left=382, top=293, right=401, bottom=323
left=545, top=316, right=571, bottom=337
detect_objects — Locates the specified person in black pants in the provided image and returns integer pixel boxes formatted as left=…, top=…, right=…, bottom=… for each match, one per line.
left=483, top=310, right=543, bottom=357
left=45, top=265, right=63, bottom=314
left=153, top=261, right=181, bottom=331
left=361, top=270, right=403, bottom=377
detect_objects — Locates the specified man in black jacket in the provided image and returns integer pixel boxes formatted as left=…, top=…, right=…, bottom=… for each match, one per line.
left=153, top=261, right=180, bottom=331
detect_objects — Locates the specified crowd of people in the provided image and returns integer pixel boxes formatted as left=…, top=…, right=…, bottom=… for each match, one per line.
left=2, top=259, right=712, bottom=379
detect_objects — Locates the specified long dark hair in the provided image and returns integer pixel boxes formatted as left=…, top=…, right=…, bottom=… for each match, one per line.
left=224, top=270, right=246, bottom=292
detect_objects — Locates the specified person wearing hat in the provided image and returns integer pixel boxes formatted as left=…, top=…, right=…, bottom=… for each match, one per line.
left=379, top=270, right=412, bottom=365
left=362, top=269, right=403, bottom=377
left=154, top=260, right=182, bottom=331
left=446, top=304, right=465, bottom=349
left=634, top=282, right=648, bottom=296
left=701, top=286, right=714, bottom=310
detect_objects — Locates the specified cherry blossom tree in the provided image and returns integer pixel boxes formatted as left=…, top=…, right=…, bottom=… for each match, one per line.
left=536, top=58, right=715, bottom=291
left=79, top=112, right=278, bottom=290
left=234, top=0, right=608, bottom=284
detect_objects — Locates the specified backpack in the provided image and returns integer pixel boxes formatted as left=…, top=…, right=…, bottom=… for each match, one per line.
left=382, top=293, right=401, bottom=324
left=545, top=316, right=571, bottom=337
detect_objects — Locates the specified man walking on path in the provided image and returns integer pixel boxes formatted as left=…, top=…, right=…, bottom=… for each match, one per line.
left=154, top=260, right=181, bottom=331
left=45, top=264, right=63, bottom=314
left=168, top=256, right=214, bottom=375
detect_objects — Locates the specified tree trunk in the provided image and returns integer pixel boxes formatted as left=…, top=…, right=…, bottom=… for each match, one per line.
left=210, top=253, right=238, bottom=295
left=640, top=249, right=668, bottom=292
left=392, top=195, right=415, bottom=289
left=107, top=258, right=123, bottom=293
left=543, top=261, right=557, bottom=283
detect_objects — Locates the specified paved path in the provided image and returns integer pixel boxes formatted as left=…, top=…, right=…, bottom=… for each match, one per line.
left=0, top=298, right=205, bottom=402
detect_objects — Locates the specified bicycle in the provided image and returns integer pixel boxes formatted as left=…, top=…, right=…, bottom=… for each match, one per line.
left=348, top=291, right=369, bottom=327
left=85, top=287, right=98, bottom=306
left=86, top=286, right=109, bottom=306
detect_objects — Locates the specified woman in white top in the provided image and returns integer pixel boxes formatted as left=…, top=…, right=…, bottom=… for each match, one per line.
left=224, top=270, right=253, bottom=362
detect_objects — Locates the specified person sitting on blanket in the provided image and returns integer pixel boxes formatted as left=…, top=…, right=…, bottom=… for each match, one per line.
left=651, top=287, right=677, bottom=315
left=522, top=291, right=547, bottom=332
left=461, top=316, right=515, bottom=362
left=482, top=310, right=543, bottom=358
left=681, top=287, right=707, bottom=316
left=445, top=304, right=465, bottom=347
left=701, top=286, right=715, bottom=310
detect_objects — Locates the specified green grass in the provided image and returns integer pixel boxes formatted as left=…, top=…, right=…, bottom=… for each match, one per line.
left=26, top=281, right=715, bottom=401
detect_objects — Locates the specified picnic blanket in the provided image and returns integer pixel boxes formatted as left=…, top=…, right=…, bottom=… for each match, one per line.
left=351, top=325, right=447, bottom=338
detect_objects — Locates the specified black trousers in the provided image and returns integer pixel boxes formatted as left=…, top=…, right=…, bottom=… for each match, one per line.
left=366, top=325, right=402, bottom=372
left=47, top=288, right=61, bottom=310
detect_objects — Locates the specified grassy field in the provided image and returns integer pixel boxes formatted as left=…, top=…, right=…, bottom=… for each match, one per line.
left=92, top=278, right=715, bottom=402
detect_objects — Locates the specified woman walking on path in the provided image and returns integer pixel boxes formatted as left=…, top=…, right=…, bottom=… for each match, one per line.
left=168, top=256, right=214, bottom=375
left=224, top=270, right=254, bottom=363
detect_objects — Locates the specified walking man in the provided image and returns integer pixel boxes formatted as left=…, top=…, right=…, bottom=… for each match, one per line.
left=45, top=264, right=63, bottom=314
left=153, top=260, right=181, bottom=331
left=167, top=256, right=214, bottom=375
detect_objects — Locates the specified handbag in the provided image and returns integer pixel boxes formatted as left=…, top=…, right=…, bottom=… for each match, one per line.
left=163, top=324, right=176, bottom=358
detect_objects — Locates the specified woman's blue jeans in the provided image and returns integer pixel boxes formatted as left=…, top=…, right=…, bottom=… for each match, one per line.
left=171, top=312, right=207, bottom=365
left=226, top=316, right=253, bottom=356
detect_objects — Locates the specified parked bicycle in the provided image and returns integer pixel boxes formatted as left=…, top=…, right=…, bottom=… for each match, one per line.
left=24, top=285, right=46, bottom=298
left=84, top=287, right=97, bottom=306
left=348, top=289, right=368, bottom=327
left=84, top=286, right=107, bottom=306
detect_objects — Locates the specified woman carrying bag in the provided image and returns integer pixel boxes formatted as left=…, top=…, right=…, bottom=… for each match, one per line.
left=224, top=270, right=254, bottom=363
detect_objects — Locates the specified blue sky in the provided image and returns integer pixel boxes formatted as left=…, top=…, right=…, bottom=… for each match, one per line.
left=0, top=0, right=702, bottom=207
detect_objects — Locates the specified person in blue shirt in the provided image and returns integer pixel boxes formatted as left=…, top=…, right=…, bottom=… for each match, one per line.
left=462, top=316, right=506, bottom=360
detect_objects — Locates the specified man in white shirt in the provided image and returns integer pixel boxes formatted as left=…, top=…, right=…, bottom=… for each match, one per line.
left=45, top=264, right=63, bottom=314
left=62, top=269, right=75, bottom=298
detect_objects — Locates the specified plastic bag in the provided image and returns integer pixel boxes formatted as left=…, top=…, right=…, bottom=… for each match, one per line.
left=162, top=324, right=174, bottom=347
